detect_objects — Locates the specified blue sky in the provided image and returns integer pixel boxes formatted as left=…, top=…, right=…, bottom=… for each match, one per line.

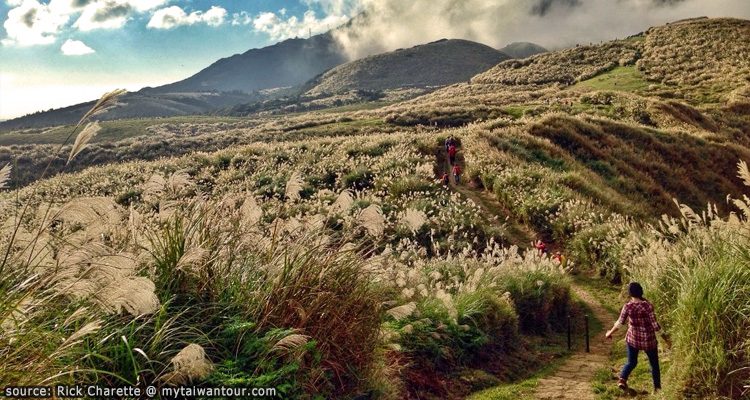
left=0, top=0, right=354, bottom=119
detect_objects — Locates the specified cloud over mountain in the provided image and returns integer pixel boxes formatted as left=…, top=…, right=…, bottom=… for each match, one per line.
left=252, top=9, right=349, bottom=40
left=327, top=0, right=750, bottom=58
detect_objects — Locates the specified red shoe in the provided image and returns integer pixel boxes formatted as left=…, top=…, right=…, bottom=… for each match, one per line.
left=617, top=378, right=628, bottom=391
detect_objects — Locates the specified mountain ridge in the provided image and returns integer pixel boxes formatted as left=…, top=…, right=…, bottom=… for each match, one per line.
left=303, top=39, right=512, bottom=96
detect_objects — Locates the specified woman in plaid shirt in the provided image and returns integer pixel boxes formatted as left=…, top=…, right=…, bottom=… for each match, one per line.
left=605, top=282, right=666, bottom=393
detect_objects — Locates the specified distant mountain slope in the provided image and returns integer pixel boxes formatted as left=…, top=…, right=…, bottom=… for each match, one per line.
left=0, top=32, right=346, bottom=131
left=304, top=39, right=512, bottom=96
left=0, top=92, right=259, bottom=131
left=147, top=33, right=347, bottom=94
left=499, top=42, right=548, bottom=59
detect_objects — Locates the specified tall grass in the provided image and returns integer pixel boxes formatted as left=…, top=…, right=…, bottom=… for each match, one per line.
left=626, top=162, right=750, bottom=399
left=0, top=114, right=572, bottom=398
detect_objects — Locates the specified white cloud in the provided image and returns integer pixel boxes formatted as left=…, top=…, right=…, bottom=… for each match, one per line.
left=335, top=0, right=750, bottom=59
left=252, top=10, right=349, bottom=40
left=61, top=38, right=95, bottom=55
left=2, top=0, right=170, bottom=45
left=74, top=0, right=133, bottom=31
left=2, top=0, right=69, bottom=46
left=231, top=11, right=252, bottom=26
left=48, top=0, right=93, bottom=15
left=147, top=5, right=227, bottom=29
left=126, top=0, right=167, bottom=12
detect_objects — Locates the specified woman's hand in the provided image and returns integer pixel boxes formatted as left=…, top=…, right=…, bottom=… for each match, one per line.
left=605, top=329, right=614, bottom=339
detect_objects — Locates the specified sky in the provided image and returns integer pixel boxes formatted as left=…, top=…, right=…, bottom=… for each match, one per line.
left=0, top=0, right=353, bottom=119
left=1, top=0, right=748, bottom=120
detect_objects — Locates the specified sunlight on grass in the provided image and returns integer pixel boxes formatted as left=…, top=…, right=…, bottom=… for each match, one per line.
left=571, top=66, right=651, bottom=93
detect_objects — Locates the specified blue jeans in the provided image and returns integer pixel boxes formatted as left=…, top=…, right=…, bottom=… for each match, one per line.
left=620, top=343, right=661, bottom=390
left=454, top=174, right=460, bottom=184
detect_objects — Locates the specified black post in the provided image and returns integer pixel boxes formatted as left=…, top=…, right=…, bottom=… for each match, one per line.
left=585, top=314, right=590, bottom=353
left=567, top=314, right=572, bottom=351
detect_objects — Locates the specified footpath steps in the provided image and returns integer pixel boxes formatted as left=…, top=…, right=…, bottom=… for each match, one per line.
left=534, top=285, right=615, bottom=400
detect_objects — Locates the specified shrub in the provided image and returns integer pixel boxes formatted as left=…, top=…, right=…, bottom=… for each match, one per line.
left=342, top=167, right=374, bottom=190
left=386, top=175, right=434, bottom=198
left=496, top=271, right=571, bottom=334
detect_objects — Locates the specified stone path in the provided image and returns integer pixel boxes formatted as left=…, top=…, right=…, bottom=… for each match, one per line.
left=533, top=285, right=615, bottom=400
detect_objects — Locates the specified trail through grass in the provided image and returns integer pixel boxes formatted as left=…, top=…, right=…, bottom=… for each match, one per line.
left=439, top=141, right=623, bottom=399
left=435, top=144, right=536, bottom=248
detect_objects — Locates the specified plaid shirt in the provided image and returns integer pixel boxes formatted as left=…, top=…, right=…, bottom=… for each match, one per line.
left=618, top=300, right=661, bottom=350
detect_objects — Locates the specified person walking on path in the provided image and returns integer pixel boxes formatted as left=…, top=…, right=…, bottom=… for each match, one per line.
left=441, top=172, right=450, bottom=186
left=452, top=164, right=462, bottom=184
left=444, top=136, right=456, bottom=152
left=606, top=282, right=666, bottom=394
left=534, top=240, right=548, bottom=256
left=448, top=144, right=457, bottom=165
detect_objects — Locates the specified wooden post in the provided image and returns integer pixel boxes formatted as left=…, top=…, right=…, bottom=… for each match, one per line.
left=585, top=314, right=590, bottom=353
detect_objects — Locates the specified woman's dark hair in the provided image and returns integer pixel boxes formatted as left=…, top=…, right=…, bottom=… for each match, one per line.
left=628, top=282, right=644, bottom=299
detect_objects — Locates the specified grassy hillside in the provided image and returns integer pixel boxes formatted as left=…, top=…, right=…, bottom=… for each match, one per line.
left=1, top=17, right=749, bottom=399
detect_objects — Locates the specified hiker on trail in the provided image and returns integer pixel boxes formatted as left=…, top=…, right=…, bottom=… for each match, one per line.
left=444, top=136, right=454, bottom=151
left=448, top=144, right=457, bottom=165
left=606, top=282, right=666, bottom=394
left=452, top=164, right=462, bottom=184
left=553, top=251, right=567, bottom=268
left=441, top=172, right=450, bottom=186
left=445, top=136, right=458, bottom=151
left=534, top=240, right=547, bottom=255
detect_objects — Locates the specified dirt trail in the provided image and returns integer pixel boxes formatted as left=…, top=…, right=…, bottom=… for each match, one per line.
left=436, top=146, right=536, bottom=248
left=436, top=144, right=615, bottom=399
left=533, top=284, right=615, bottom=400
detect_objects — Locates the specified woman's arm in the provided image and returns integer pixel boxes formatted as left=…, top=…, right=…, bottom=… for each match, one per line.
left=606, top=303, right=629, bottom=339
left=605, top=320, right=622, bottom=338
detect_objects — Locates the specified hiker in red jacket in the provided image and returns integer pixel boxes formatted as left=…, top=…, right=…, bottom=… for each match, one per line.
left=452, top=164, right=462, bottom=184
left=444, top=136, right=456, bottom=152
left=448, top=144, right=457, bottom=165
left=535, top=240, right=547, bottom=255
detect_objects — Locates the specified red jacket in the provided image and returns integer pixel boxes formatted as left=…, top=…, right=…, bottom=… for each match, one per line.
left=448, top=145, right=457, bottom=157
left=452, top=165, right=462, bottom=175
